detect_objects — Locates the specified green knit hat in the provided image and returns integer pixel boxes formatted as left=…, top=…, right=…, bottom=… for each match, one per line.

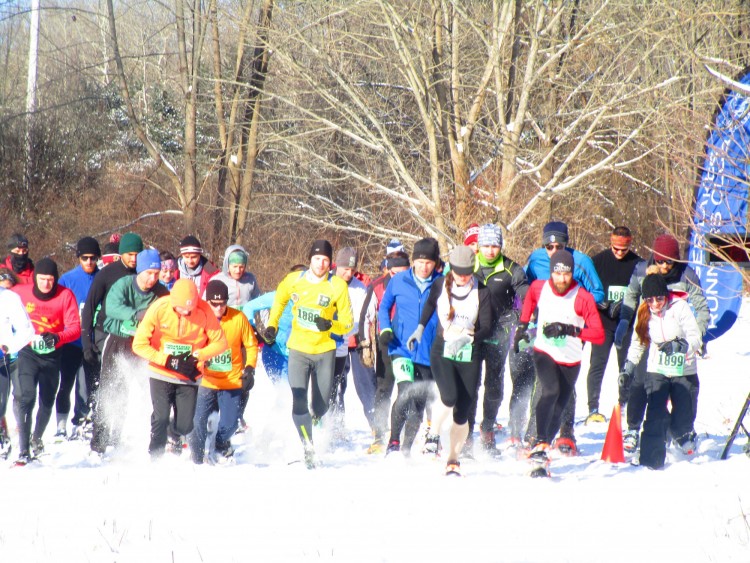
left=118, top=233, right=144, bottom=255
left=228, top=250, right=247, bottom=266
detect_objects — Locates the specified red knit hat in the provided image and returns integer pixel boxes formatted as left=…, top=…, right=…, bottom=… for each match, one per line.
left=463, top=223, right=480, bottom=246
left=652, top=234, right=680, bottom=261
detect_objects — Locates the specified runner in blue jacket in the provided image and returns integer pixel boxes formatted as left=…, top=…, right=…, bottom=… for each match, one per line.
left=378, top=238, right=442, bottom=456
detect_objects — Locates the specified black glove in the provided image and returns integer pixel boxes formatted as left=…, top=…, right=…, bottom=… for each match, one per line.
left=542, top=322, right=580, bottom=338
left=597, top=300, right=610, bottom=311
left=135, top=309, right=147, bottom=322
left=314, top=316, right=333, bottom=332
left=241, top=366, right=255, bottom=392
left=40, top=332, right=59, bottom=348
left=166, top=352, right=200, bottom=380
left=658, top=338, right=689, bottom=356
left=378, top=330, right=394, bottom=348
left=614, top=319, right=629, bottom=349
left=262, top=326, right=277, bottom=345
left=513, top=323, right=530, bottom=353
left=618, top=360, right=636, bottom=388
left=83, top=348, right=98, bottom=365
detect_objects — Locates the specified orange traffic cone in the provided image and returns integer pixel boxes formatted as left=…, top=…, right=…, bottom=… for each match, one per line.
left=601, top=403, right=626, bottom=463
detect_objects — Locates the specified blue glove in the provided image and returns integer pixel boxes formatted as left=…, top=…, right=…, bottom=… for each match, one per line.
left=613, top=319, right=629, bottom=349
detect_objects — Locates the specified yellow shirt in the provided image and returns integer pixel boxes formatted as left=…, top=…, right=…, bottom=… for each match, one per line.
left=268, top=270, right=353, bottom=355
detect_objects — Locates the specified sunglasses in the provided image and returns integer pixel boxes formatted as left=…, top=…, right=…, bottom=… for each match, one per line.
left=645, top=296, right=666, bottom=305
left=79, top=255, right=98, bottom=262
left=208, top=301, right=227, bottom=308
left=545, top=243, right=564, bottom=251
left=611, top=246, right=629, bottom=254
left=655, top=259, right=674, bottom=266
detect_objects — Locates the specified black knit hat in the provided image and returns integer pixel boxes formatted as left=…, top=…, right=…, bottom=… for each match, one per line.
left=309, top=239, right=333, bottom=261
left=542, top=221, right=569, bottom=245
left=179, top=235, right=203, bottom=255
left=549, top=249, right=574, bottom=275
left=642, top=274, right=668, bottom=300
left=7, top=233, right=28, bottom=251
left=76, top=236, right=101, bottom=257
left=205, top=279, right=229, bottom=302
left=412, top=238, right=440, bottom=263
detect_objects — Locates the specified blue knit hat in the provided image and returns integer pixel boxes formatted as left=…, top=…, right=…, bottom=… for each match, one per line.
left=136, top=248, right=161, bottom=274
left=542, top=221, right=569, bottom=245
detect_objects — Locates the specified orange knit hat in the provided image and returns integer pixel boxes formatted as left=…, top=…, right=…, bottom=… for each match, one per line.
left=170, top=279, right=198, bottom=311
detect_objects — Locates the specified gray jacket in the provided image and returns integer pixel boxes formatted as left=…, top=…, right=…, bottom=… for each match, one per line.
left=208, top=244, right=261, bottom=308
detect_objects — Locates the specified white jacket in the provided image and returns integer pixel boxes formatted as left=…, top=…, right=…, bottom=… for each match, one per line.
left=627, top=294, right=702, bottom=377
left=0, top=288, right=35, bottom=356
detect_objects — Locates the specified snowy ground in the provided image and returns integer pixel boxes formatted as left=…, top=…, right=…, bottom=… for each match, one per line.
left=1, top=307, right=749, bottom=562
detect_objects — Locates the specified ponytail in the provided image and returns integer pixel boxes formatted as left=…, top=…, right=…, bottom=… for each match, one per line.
left=634, top=301, right=652, bottom=347
left=444, top=272, right=455, bottom=321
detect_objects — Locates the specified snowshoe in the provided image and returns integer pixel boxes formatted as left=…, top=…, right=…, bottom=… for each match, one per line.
left=367, top=436, right=385, bottom=455
left=235, top=417, right=248, bottom=435
left=166, top=435, right=187, bottom=455
left=14, top=451, right=35, bottom=467
left=422, top=428, right=441, bottom=456
left=385, top=440, right=401, bottom=456
left=445, top=460, right=462, bottom=477
left=585, top=411, right=607, bottom=425
left=623, top=429, right=639, bottom=454
left=527, top=443, right=550, bottom=478
left=480, top=429, right=502, bottom=458
left=552, top=437, right=578, bottom=457
left=210, top=446, right=235, bottom=466
left=31, top=437, right=45, bottom=457
left=54, top=429, right=67, bottom=443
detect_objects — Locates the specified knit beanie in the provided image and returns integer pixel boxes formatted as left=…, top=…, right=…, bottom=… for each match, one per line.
left=412, top=238, right=440, bottom=263
left=335, top=247, right=358, bottom=269
left=179, top=235, right=203, bottom=255
left=205, top=279, right=229, bottom=302
left=386, top=239, right=404, bottom=255
left=33, top=257, right=59, bottom=301
left=549, top=249, right=574, bottom=275
left=136, top=248, right=161, bottom=274
left=227, top=250, right=248, bottom=266
left=463, top=223, right=480, bottom=246
left=542, top=221, right=569, bottom=245
left=7, top=233, right=29, bottom=251
left=76, top=236, right=101, bottom=257
left=449, top=246, right=475, bottom=275
left=309, top=239, right=333, bottom=261
left=386, top=251, right=410, bottom=269
left=170, top=279, right=199, bottom=312
left=477, top=224, right=503, bottom=248
left=652, top=234, right=680, bottom=262
left=642, top=273, right=669, bottom=299
left=119, top=233, right=144, bottom=255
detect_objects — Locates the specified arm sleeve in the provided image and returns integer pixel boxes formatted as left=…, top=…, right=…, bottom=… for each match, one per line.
left=57, top=291, right=82, bottom=346
left=684, top=270, right=710, bottom=336
left=358, top=285, right=376, bottom=341
left=510, top=262, right=529, bottom=304
left=473, top=288, right=495, bottom=343
left=626, top=333, right=646, bottom=366
left=105, top=281, right=138, bottom=323
left=241, top=316, right=259, bottom=368
left=519, top=281, right=542, bottom=324
left=620, top=265, right=643, bottom=324
left=268, top=275, right=293, bottom=329
left=419, top=282, right=441, bottom=327
left=377, top=281, right=396, bottom=334
left=80, top=276, right=105, bottom=351
left=575, top=291, right=605, bottom=345
left=575, top=254, right=605, bottom=304
left=131, top=305, right=164, bottom=365
left=330, top=284, right=353, bottom=337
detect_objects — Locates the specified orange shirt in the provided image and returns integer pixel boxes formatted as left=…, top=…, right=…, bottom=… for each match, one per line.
left=201, top=307, right=258, bottom=390
left=132, top=295, right=228, bottom=384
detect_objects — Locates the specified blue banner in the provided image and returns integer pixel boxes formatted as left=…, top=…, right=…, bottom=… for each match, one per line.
left=688, top=69, right=750, bottom=341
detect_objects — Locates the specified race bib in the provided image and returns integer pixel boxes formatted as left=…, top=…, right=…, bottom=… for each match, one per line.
left=392, top=357, right=415, bottom=383
left=163, top=342, right=192, bottom=356
left=120, top=320, right=138, bottom=337
left=608, top=285, right=627, bottom=302
left=205, top=350, right=232, bottom=372
left=443, top=341, right=472, bottom=363
left=656, top=351, right=685, bottom=377
left=31, top=335, right=55, bottom=355
left=296, top=305, right=322, bottom=331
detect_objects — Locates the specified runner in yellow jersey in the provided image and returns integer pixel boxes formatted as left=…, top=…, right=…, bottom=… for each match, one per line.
left=263, top=239, right=353, bottom=467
